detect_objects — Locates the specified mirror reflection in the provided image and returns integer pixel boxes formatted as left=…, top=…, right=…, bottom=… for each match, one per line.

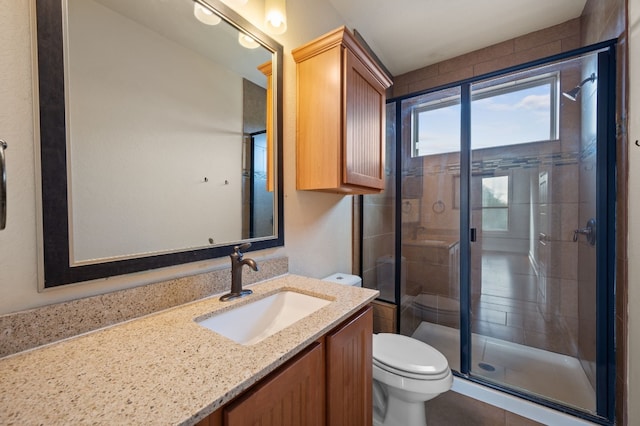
left=67, top=0, right=273, bottom=264
left=36, top=0, right=283, bottom=287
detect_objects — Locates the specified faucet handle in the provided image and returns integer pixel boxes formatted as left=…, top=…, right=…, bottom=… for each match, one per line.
left=233, top=242, right=252, bottom=255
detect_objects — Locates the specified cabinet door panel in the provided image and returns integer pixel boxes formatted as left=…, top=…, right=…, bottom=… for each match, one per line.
left=224, top=342, right=325, bottom=426
left=326, top=306, right=373, bottom=426
left=296, top=45, right=343, bottom=190
left=344, top=49, right=386, bottom=190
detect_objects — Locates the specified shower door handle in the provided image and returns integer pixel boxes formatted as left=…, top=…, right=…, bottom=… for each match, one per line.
left=573, top=218, right=596, bottom=246
left=0, top=140, right=6, bottom=230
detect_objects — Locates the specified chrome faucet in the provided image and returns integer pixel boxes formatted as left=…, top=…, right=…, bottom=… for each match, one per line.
left=220, top=243, right=259, bottom=301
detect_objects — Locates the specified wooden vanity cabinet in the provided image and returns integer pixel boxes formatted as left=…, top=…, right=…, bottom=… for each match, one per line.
left=292, top=27, right=392, bottom=194
left=224, top=341, right=325, bottom=425
left=200, top=306, right=373, bottom=426
left=326, top=304, right=373, bottom=425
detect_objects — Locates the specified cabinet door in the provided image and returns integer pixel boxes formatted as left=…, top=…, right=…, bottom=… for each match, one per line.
left=224, top=342, right=325, bottom=426
left=343, top=49, right=386, bottom=190
left=195, top=409, right=221, bottom=426
left=295, top=44, right=343, bottom=191
left=326, top=306, right=373, bottom=426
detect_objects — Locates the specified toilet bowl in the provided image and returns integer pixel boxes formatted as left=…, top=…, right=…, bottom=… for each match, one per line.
left=322, top=273, right=453, bottom=426
left=413, top=293, right=460, bottom=327
left=372, top=333, right=452, bottom=426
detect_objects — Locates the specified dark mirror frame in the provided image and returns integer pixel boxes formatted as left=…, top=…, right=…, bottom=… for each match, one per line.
left=36, top=0, right=284, bottom=288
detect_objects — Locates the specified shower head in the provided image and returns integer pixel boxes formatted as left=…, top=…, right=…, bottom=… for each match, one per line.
left=562, top=86, right=581, bottom=101
left=562, top=73, right=597, bottom=101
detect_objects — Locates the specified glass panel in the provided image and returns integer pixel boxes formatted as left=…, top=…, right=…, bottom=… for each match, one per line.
left=399, top=87, right=462, bottom=370
left=469, top=53, right=599, bottom=413
left=362, top=103, right=397, bottom=317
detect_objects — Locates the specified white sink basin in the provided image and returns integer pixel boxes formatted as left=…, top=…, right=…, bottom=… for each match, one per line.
left=196, top=291, right=332, bottom=345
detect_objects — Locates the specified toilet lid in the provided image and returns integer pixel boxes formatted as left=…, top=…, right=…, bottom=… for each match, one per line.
left=373, top=333, right=449, bottom=377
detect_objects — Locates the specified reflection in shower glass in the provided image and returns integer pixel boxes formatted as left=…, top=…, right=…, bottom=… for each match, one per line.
left=468, top=54, right=599, bottom=413
left=361, top=102, right=400, bottom=333
left=401, top=86, right=462, bottom=363
left=481, top=176, right=509, bottom=231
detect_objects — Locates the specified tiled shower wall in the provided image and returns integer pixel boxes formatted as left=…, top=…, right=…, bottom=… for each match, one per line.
left=392, top=19, right=582, bottom=99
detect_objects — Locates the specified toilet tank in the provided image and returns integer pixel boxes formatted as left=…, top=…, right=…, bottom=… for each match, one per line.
left=322, top=273, right=362, bottom=287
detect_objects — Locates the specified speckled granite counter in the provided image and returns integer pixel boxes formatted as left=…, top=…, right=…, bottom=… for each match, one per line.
left=0, top=274, right=378, bottom=425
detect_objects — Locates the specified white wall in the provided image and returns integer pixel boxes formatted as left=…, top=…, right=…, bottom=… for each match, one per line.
left=0, top=0, right=350, bottom=313
left=627, top=0, right=639, bottom=421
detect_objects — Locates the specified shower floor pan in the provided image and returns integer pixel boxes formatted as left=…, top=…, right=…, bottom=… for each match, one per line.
left=412, top=321, right=595, bottom=413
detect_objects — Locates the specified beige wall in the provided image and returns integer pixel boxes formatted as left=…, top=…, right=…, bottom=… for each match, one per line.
left=0, top=0, right=351, bottom=315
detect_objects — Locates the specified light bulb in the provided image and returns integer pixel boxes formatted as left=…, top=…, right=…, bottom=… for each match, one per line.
left=265, top=0, right=287, bottom=34
left=238, top=33, right=260, bottom=49
left=194, top=3, right=221, bottom=25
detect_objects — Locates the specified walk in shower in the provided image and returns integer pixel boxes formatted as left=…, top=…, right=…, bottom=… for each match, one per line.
left=361, top=43, right=616, bottom=424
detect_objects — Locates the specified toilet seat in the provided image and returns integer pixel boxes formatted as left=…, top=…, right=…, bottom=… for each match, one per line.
left=373, top=333, right=449, bottom=380
left=374, top=358, right=451, bottom=381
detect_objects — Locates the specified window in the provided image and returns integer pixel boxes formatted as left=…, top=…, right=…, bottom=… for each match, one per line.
left=410, top=73, right=559, bottom=157
left=482, top=175, right=509, bottom=231
left=471, top=73, right=559, bottom=149
left=410, top=95, right=460, bottom=157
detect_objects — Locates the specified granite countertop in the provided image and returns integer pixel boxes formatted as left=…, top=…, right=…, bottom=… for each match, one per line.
left=0, top=274, right=378, bottom=425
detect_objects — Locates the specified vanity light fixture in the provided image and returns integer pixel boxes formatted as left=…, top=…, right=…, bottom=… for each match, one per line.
left=238, top=33, right=260, bottom=49
left=265, top=0, right=287, bottom=34
left=193, top=2, right=221, bottom=25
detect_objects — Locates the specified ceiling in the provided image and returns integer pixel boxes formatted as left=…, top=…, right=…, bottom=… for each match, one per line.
left=327, top=0, right=587, bottom=76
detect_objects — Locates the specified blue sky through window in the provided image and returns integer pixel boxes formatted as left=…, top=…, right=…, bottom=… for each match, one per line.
left=412, top=75, right=557, bottom=157
left=471, top=84, right=552, bottom=149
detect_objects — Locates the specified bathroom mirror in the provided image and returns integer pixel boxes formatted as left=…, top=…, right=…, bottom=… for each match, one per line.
left=36, top=0, right=283, bottom=288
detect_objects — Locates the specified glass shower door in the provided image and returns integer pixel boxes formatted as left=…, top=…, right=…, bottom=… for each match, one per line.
left=467, top=52, right=604, bottom=414
left=379, top=43, right=615, bottom=422
left=398, top=87, right=462, bottom=369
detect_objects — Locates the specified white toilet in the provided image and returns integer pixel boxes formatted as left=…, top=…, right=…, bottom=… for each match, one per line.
left=372, top=333, right=452, bottom=425
left=322, top=273, right=453, bottom=426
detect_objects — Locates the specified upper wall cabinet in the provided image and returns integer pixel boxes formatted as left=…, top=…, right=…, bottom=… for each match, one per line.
left=293, top=27, right=392, bottom=194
